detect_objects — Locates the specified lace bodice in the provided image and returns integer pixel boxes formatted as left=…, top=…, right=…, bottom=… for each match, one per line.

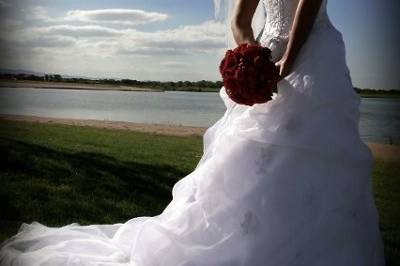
left=262, top=0, right=329, bottom=38
left=259, top=0, right=330, bottom=61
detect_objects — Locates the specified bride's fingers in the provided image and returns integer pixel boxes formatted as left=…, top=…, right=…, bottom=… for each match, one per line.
left=275, top=63, right=283, bottom=79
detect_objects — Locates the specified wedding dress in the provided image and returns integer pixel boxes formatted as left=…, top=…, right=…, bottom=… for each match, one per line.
left=0, top=0, right=385, bottom=265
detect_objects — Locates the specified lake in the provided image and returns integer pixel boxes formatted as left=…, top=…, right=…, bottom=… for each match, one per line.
left=0, top=87, right=399, bottom=144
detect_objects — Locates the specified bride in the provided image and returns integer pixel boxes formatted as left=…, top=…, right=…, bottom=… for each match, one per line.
left=0, top=0, right=385, bottom=265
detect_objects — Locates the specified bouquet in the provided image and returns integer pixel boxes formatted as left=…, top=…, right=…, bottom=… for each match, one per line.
left=219, top=43, right=279, bottom=106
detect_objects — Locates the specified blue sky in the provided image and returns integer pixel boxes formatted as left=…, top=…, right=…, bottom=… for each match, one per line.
left=0, top=0, right=398, bottom=90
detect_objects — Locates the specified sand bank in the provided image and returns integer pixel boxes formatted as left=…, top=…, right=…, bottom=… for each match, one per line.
left=0, top=114, right=206, bottom=137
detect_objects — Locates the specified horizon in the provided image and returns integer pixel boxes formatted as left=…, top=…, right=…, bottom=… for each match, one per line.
left=0, top=68, right=396, bottom=91
left=0, top=0, right=399, bottom=90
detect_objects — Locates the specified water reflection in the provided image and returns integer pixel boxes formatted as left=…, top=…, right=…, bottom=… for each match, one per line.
left=0, top=87, right=399, bottom=144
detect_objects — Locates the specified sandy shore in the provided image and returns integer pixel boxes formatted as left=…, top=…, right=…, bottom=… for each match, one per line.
left=1, top=114, right=399, bottom=163
left=0, top=80, right=163, bottom=92
left=0, top=114, right=206, bottom=137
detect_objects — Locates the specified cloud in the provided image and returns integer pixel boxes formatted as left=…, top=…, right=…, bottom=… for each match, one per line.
left=25, top=36, right=76, bottom=48
left=0, top=5, right=225, bottom=81
left=120, top=20, right=226, bottom=55
left=160, top=61, right=190, bottom=68
left=11, top=19, right=225, bottom=55
left=65, top=9, right=168, bottom=26
left=40, top=25, right=125, bottom=38
left=116, top=47, right=189, bottom=56
left=1, top=29, right=77, bottom=48
left=31, top=6, right=49, bottom=21
left=1, top=5, right=225, bottom=53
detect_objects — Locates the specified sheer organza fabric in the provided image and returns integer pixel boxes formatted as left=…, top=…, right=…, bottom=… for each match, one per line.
left=0, top=0, right=385, bottom=265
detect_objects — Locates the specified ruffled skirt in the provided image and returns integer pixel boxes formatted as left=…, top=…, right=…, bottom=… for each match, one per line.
left=0, top=23, right=385, bottom=266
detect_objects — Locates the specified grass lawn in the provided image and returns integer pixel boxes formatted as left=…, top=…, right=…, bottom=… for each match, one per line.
left=0, top=120, right=399, bottom=265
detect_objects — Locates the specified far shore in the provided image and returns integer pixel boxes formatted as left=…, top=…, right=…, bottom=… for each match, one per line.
left=0, top=80, right=164, bottom=92
left=1, top=114, right=399, bottom=163
left=1, top=80, right=399, bottom=98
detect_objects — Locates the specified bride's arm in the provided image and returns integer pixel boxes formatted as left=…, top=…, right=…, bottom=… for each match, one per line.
left=276, top=0, right=323, bottom=79
left=231, top=0, right=260, bottom=45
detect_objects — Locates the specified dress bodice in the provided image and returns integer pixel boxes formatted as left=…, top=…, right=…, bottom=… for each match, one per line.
left=262, top=0, right=329, bottom=38
left=259, top=0, right=330, bottom=61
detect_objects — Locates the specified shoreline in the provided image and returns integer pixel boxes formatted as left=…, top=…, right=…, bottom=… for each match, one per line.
left=0, top=114, right=207, bottom=137
left=1, top=114, right=399, bottom=162
left=1, top=80, right=399, bottom=98
left=0, top=80, right=163, bottom=92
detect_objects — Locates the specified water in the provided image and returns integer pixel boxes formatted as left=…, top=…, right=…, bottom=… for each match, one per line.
left=0, top=87, right=226, bottom=127
left=358, top=98, right=400, bottom=144
left=0, top=87, right=399, bottom=144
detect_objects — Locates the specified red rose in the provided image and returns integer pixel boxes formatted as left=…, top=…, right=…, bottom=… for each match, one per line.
left=219, top=43, right=278, bottom=106
left=219, top=50, right=238, bottom=74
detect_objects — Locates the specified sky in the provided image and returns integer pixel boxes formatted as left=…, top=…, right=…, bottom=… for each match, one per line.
left=0, top=0, right=398, bottom=90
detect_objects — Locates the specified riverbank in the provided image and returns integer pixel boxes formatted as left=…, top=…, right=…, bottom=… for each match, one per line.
left=0, top=114, right=207, bottom=137
left=1, top=114, right=399, bottom=162
left=1, top=80, right=399, bottom=97
left=0, top=80, right=163, bottom=92
left=0, top=80, right=219, bottom=92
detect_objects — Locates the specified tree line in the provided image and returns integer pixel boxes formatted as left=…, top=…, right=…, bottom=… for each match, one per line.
left=1, top=73, right=398, bottom=95
left=0, top=73, right=223, bottom=92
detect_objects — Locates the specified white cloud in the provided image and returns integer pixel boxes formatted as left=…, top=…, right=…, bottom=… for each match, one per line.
left=40, top=25, right=125, bottom=38
left=12, top=20, right=225, bottom=55
left=160, top=61, right=190, bottom=68
left=120, top=20, right=226, bottom=55
left=1, top=29, right=77, bottom=49
left=31, top=6, right=49, bottom=20
left=27, top=36, right=76, bottom=48
left=0, top=5, right=225, bottom=81
left=116, top=47, right=190, bottom=56
left=65, top=9, right=168, bottom=26
left=2, top=5, right=225, bottom=53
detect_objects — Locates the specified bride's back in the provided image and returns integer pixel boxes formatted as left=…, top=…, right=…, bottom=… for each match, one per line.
left=262, top=0, right=329, bottom=38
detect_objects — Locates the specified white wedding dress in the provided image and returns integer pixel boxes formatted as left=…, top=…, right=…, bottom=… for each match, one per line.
left=0, top=0, right=385, bottom=265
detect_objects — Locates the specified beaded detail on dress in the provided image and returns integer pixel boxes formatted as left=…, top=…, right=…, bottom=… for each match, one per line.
left=261, top=0, right=329, bottom=38
left=262, top=0, right=299, bottom=39
left=259, top=0, right=330, bottom=61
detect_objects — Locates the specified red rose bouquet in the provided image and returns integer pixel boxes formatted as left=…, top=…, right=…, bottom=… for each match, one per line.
left=219, top=43, right=279, bottom=106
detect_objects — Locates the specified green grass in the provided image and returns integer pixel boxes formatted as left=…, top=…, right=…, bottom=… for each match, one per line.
left=0, top=120, right=399, bottom=265
left=0, top=120, right=203, bottom=240
left=372, top=159, right=400, bottom=265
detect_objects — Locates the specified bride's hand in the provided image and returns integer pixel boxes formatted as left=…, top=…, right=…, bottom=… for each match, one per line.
left=275, top=56, right=292, bottom=81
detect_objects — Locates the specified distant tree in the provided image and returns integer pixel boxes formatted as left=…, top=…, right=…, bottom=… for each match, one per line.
left=53, top=74, right=62, bottom=81
left=183, top=81, right=191, bottom=87
left=27, top=75, right=42, bottom=81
